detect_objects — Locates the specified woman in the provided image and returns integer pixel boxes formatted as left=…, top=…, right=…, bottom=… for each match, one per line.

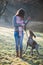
left=13, top=8, right=31, bottom=58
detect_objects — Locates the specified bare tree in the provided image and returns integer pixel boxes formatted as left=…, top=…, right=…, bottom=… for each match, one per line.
left=0, top=0, right=8, bottom=16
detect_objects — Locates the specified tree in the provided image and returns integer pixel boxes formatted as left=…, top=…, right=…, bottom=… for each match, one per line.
left=0, top=0, right=8, bottom=16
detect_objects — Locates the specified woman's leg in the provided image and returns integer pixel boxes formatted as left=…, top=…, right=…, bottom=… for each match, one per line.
left=14, top=32, right=19, bottom=57
left=19, top=32, right=24, bottom=58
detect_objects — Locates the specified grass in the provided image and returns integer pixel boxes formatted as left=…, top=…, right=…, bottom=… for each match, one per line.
left=0, top=27, right=43, bottom=65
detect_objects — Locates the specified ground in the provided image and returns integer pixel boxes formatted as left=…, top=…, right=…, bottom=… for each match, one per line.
left=0, top=27, right=43, bottom=65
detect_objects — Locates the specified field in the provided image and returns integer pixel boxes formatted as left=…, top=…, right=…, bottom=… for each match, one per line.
left=0, top=27, right=43, bottom=65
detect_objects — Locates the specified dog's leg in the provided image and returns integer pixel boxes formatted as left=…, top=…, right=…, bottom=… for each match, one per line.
left=35, top=44, right=39, bottom=55
left=30, top=48, right=33, bottom=56
left=36, top=49, right=39, bottom=55
left=23, top=42, right=29, bottom=54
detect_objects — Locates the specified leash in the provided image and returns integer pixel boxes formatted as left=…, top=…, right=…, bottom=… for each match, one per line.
left=23, top=18, right=31, bottom=54
left=23, top=25, right=29, bottom=54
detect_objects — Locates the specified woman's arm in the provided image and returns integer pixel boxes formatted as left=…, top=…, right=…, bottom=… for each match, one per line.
left=24, top=16, right=31, bottom=31
left=24, top=20, right=29, bottom=25
left=24, top=16, right=31, bottom=25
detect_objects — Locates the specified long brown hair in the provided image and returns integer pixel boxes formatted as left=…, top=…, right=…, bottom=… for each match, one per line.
left=16, top=8, right=25, bottom=18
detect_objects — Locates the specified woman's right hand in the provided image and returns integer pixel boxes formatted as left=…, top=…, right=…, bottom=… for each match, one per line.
left=27, top=16, right=31, bottom=21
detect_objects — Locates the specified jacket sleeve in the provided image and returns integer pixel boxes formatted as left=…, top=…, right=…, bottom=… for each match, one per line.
left=24, top=20, right=29, bottom=25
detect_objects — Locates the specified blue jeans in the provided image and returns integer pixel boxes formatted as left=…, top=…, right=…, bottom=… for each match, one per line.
left=14, top=31, right=24, bottom=51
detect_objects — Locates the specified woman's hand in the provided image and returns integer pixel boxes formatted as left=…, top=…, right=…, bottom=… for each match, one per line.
left=27, top=16, right=31, bottom=21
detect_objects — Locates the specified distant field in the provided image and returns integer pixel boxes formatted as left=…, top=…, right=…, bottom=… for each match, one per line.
left=0, top=27, right=43, bottom=65
left=26, top=21, right=43, bottom=32
left=0, top=20, right=43, bottom=32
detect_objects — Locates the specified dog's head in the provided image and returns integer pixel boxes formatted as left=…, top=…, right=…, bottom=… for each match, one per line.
left=29, top=30, right=36, bottom=38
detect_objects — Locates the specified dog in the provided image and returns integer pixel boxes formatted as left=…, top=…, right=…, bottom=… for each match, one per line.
left=24, top=30, right=39, bottom=55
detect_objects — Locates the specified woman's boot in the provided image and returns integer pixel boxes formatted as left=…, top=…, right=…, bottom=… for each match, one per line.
left=16, top=50, right=19, bottom=57
left=20, top=49, right=22, bottom=58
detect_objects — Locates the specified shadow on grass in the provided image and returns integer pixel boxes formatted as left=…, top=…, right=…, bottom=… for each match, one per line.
left=22, top=54, right=43, bottom=65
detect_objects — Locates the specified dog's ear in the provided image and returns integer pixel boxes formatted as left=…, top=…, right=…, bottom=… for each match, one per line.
left=34, top=35, right=36, bottom=38
left=32, top=31, right=36, bottom=38
left=29, top=30, right=36, bottom=38
left=30, top=30, right=36, bottom=38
